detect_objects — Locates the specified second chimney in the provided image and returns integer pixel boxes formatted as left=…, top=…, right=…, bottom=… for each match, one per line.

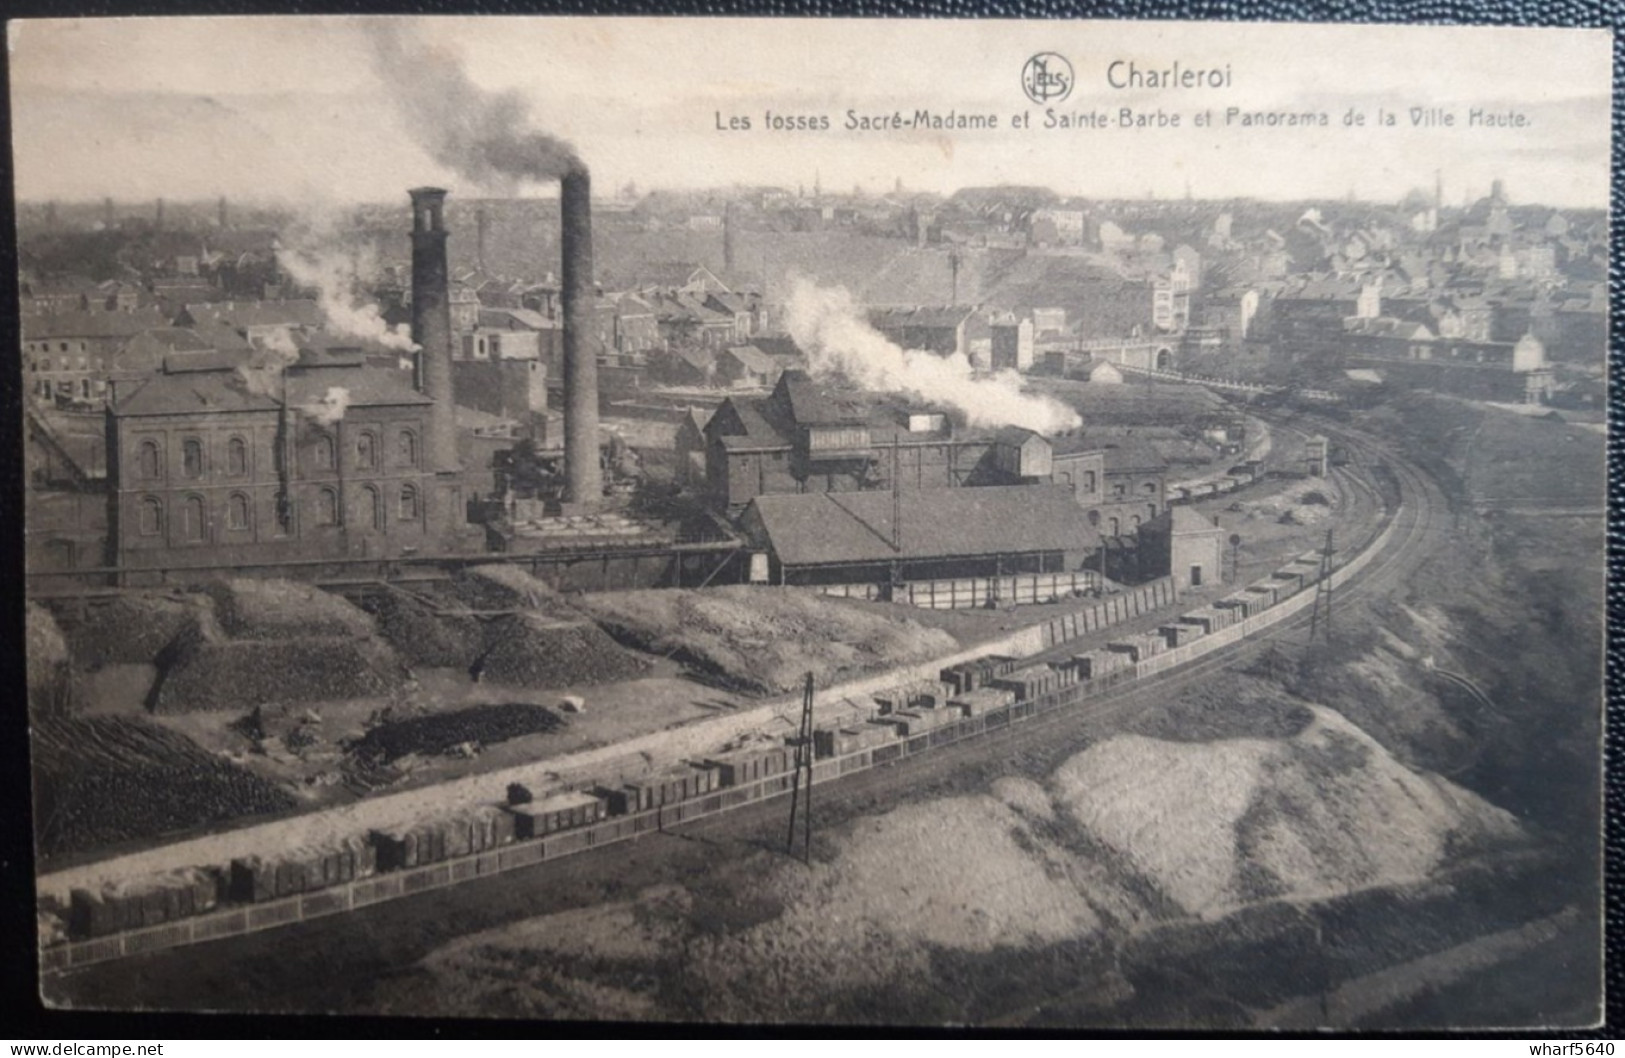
left=409, top=187, right=460, bottom=475
left=561, top=168, right=601, bottom=509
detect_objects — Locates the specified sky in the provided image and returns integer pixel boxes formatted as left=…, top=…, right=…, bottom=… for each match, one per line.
left=7, top=17, right=1614, bottom=210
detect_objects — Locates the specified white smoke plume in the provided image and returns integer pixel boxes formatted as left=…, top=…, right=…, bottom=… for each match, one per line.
left=784, top=278, right=1082, bottom=434
left=236, top=328, right=302, bottom=398
left=368, top=24, right=582, bottom=190
left=300, top=386, right=351, bottom=426
left=277, top=247, right=417, bottom=352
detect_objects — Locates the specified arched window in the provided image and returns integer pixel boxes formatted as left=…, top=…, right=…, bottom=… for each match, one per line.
left=139, top=496, right=164, bottom=535
left=313, top=434, right=334, bottom=471
left=228, top=492, right=251, bottom=531
left=361, top=485, right=383, bottom=530
left=1130, top=514, right=1142, bottom=530
left=182, top=438, right=204, bottom=478
left=1108, top=517, right=1120, bottom=536
left=398, top=430, right=418, bottom=467
left=138, top=439, right=161, bottom=480
left=316, top=487, right=339, bottom=526
left=1083, top=471, right=1097, bottom=494
left=182, top=495, right=206, bottom=541
left=1147, top=503, right=1158, bottom=520
left=80, top=379, right=91, bottom=399
left=227, top=436, right=248, bottom=476
left=399, top=483, right=419, bottom=521
left=1087, top=510, right=1100, bottom=528
left=356, top=431, right=378, bottom=470
left=1142, top=481, right=1157, bottom=495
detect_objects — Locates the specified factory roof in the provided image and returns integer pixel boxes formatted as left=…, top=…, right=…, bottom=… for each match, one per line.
left=1102, top=442, right=1169, bottom=472
left=479, top=307, right=554, bottom=331
left=867, top=305, right=976, bottom=330
left=22, top=308, right=171, bottom=341
left=1166, top=507, right=1223, bottom=535
left=721, top=343, right=778, bottom=375
left=776, top=371, right=867, bottom=426
left=175, top=299, right=324, bottom=331
left=749, top=484, right=1094, bottom=567
left=115, top=371, right=279, bottom=417
left=114, top=362, right=431, bottom=417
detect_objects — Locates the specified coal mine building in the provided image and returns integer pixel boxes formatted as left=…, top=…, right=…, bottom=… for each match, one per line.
left=703, top=370, right=1000, bottom=515
left=108, top=355, right=465, bottom=577
left=741, top=484, right=1099, bottom=589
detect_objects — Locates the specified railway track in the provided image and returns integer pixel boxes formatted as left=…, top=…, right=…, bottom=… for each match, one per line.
left=47, top=410, right=1450, bottom=1008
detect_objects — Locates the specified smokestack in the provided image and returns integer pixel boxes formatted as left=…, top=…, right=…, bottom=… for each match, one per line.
left=476, top=207, right=490, bottom=273
left=409, top=187, right=459, bottom=475
left=561, top=168, right=601, bottom=509
left=218, top=196, right=229, bottom=229
left=722, top=203, right=736, bottom=276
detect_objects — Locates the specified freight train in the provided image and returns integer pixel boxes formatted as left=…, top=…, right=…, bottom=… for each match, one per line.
left=44, top=543, right=1336, bottom=961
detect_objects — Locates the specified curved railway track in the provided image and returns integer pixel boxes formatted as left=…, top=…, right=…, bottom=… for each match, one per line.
left=47, top=409, right=1453, bottom=1009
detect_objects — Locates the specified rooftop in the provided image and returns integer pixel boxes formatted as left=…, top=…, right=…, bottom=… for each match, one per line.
left=749, top=484, right=1095, bottom=567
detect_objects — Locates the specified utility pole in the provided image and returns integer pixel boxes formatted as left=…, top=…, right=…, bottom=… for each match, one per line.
left=785, top=672, right=815, bottom=863
left=1309, top=528, right=1336, bottom=643
left=891, top=435, right=902, bottom=552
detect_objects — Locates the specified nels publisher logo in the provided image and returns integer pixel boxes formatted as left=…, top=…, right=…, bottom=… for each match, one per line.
left=1022, top=52, right=1074, bottom=104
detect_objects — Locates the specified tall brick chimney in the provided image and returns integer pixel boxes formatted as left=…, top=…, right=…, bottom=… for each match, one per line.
left=409, top=187, right=459, bottom=475
left=560, top=168, right=601, bottom=509
left=722, top=202, right=736, bottom=276
left=475, top=206, right=490, bottom=273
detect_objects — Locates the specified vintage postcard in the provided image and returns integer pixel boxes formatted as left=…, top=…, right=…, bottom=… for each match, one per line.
left=15, top=16, right=1608, bottom=1028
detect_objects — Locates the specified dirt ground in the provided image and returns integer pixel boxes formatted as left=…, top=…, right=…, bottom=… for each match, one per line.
left=362, top=688, right=1531, bottom=1025
left=41, top=396, right=1601, bottom=1028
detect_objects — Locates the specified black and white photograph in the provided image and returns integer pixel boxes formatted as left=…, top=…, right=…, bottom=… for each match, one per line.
left=14, top=15, right=1610, bottom=1029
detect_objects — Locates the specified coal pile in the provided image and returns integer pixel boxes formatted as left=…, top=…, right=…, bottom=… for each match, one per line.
left=473, top=614, right=650, bottom=689
left=206, top=578, right=378, bottom=640
left=45, top=592, right=206, bottom=670
left=150, top=607, right=410, bottom=713
left=345, top=702, right=564, bottom=767
left=446, top=564, right=564, bottom=611
left=32, top=716, right=296, bottom=859
left=27, top=602, right=74, bottom=715
left=362, top=590, right=487, bottom=670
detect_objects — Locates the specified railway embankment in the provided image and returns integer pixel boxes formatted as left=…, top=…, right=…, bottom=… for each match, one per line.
left=38, top=455, right=1398, bottom=969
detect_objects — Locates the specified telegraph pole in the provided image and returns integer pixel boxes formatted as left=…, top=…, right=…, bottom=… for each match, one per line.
left=1309, top=529, right=1336, bottom=643
left=785, top=672, right=815, bottom=863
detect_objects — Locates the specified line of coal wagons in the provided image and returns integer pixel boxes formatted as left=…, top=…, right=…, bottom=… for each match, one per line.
left=46, top=548, right=1328, bottom=949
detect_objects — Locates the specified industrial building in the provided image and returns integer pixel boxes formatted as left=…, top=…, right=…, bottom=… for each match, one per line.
left=741, top=484, right=1098, bottom=589
left=89, top=173, right=611, bottom=578
left=107, top=352, right=453, bottom=573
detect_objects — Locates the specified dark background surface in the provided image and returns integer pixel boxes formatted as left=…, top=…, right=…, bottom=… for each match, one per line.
left=0, top=0, right=1618, bottom=1039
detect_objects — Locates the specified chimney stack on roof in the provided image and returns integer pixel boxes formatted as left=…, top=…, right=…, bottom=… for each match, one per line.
left=476, top=206, right=490, bottom=273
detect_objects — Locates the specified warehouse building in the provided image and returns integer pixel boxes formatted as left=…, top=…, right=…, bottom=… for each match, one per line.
left=740, top=484, right=1098, bottom=589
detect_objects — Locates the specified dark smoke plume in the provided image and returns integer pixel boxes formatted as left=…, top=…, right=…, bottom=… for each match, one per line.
left=369, top=24, right=582, bottom=191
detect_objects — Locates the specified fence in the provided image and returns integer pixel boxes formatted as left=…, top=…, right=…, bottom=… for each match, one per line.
left=38, top=508, right=1397, bottom=971
left=816, top=571, right=1110, bottom=610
